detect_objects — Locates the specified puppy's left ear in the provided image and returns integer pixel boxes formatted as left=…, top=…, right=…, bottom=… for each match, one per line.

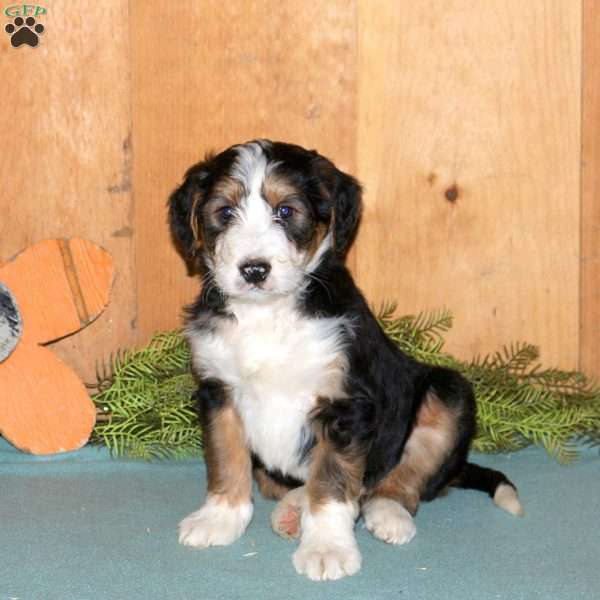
left=168, top=157, right=213, bottom=260
left=332, top=169, right=362, bottom=257
left=314, top=157, right=362, bottom=257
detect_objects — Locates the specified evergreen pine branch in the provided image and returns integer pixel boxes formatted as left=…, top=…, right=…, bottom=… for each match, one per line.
left=91, top=307, right=600, bottom=462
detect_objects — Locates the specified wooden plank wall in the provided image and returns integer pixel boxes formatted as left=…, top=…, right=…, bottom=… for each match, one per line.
left=356, top=0, right=581, bottom=369
left=1, top=1, right=596, bottom=381
left=0, top=0, right=136, bottom=382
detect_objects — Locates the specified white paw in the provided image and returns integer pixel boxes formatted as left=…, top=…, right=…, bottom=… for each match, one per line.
left=363, top=497, right=416, bottom=545
left=178, top=497, right=253, bottom=548
left=271, top=486, right=305, bottom=540
left=293, top=538, right=362, bottom=581
left=293, top=498, right=361, bottom=581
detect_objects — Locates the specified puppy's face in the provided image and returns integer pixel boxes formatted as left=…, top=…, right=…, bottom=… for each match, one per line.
left=169, top=140, right=361, bottom=301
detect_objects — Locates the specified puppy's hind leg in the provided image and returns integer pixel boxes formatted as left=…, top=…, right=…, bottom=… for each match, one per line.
left=362, top=497, right=417, bottom=545
left=363, top=375, right=465, bottom=545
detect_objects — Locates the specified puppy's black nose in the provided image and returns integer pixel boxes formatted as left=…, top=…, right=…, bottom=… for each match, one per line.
left=239, top=260, right=271, bottom=284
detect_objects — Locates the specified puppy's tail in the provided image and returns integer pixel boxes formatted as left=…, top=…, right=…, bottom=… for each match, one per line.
left=452, top=462, right=524, bottom=517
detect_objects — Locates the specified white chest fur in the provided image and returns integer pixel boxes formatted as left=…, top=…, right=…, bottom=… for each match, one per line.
left=187, top=297, right=349, bottom=480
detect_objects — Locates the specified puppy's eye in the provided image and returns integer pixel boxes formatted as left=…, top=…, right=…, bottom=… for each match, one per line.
left=218, top=206, right=235, bottom=223
left=276, top=205, right=293, bottom=219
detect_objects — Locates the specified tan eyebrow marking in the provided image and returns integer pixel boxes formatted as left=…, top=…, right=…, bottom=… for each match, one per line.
left=262, top=173, right=301, bottom=209
left=211, top=177, right=245, bottom=206
left=189, top=177, right=246, bottom=249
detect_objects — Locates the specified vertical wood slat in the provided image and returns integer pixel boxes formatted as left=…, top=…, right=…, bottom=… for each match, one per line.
left=0, top=1, right=135, bottom=382
left=0, top=2, right=592, bottom=379
left=355, top=0, right=582, bottom=370
left=130, top=0, right=358, bottom=345
left=581, top=0, right=600, bottom=378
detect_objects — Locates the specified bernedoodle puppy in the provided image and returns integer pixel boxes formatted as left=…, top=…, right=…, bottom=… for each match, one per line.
left=168, top=139, right=522, bottom=581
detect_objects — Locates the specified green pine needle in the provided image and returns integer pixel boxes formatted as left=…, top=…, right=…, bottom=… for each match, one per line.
left=90, top=305, right=600, bottom=463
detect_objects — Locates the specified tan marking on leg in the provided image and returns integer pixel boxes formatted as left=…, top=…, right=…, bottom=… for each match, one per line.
left=178, top=397, right=252, bottom=548
left=204, top=402, right=252, bottom=507
left=306, top=426, right=365, bottom=513
left=366, top=392, right=458, bottom=515
left=295, top=428, right=364, bottom=580
left=253, top=466, right=293, bottom=501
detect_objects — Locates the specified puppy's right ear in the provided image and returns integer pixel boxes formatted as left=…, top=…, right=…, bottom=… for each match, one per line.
left=168, top=157, right=214, bottom=259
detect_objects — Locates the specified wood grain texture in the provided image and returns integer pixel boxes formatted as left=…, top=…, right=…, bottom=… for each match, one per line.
left=0, top=342, right=96, bottom=454
left=130, top=0, right=358, bottom=342
left=0, top=1, right=134, bottom=381
left=0, top=239, right=113, bottom=344
left=0, top=2, right=591, bottom=382
left=581, top=0, right=600, bottom=378
left=356, top=0, right=581, bottom=369
left=66, top=238, right=115, bottom=322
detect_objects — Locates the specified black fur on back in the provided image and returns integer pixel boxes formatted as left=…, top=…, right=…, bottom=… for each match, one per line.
left=299, top=249, right=477, bottom=492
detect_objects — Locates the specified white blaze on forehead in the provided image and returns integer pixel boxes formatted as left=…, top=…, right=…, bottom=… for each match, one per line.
left=230, top=142, right=267, bottom=189
left=231, top=142, right=271, bottom=231
left=228, top=140, right=282, bottom=195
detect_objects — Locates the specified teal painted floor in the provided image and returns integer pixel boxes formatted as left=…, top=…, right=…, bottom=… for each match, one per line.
left=1, top=438, right=598, bottom=600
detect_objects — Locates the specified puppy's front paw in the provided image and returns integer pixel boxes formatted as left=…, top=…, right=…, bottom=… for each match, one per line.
left=271, top=486, right=305, bottom=540
left=293, top=537, right=361, bottom=581
left=178, top=498, right=253, bottom=548
left=363, top=497, right=416, bottom=545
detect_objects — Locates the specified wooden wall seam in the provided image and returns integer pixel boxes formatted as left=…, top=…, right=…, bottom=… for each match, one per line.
left=581, top=0, right=600, bottom=377
left=126, top=0, right=139, bottom=345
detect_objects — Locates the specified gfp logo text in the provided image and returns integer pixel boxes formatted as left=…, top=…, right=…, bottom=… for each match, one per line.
left=4, top=4, right=46, bottom=17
